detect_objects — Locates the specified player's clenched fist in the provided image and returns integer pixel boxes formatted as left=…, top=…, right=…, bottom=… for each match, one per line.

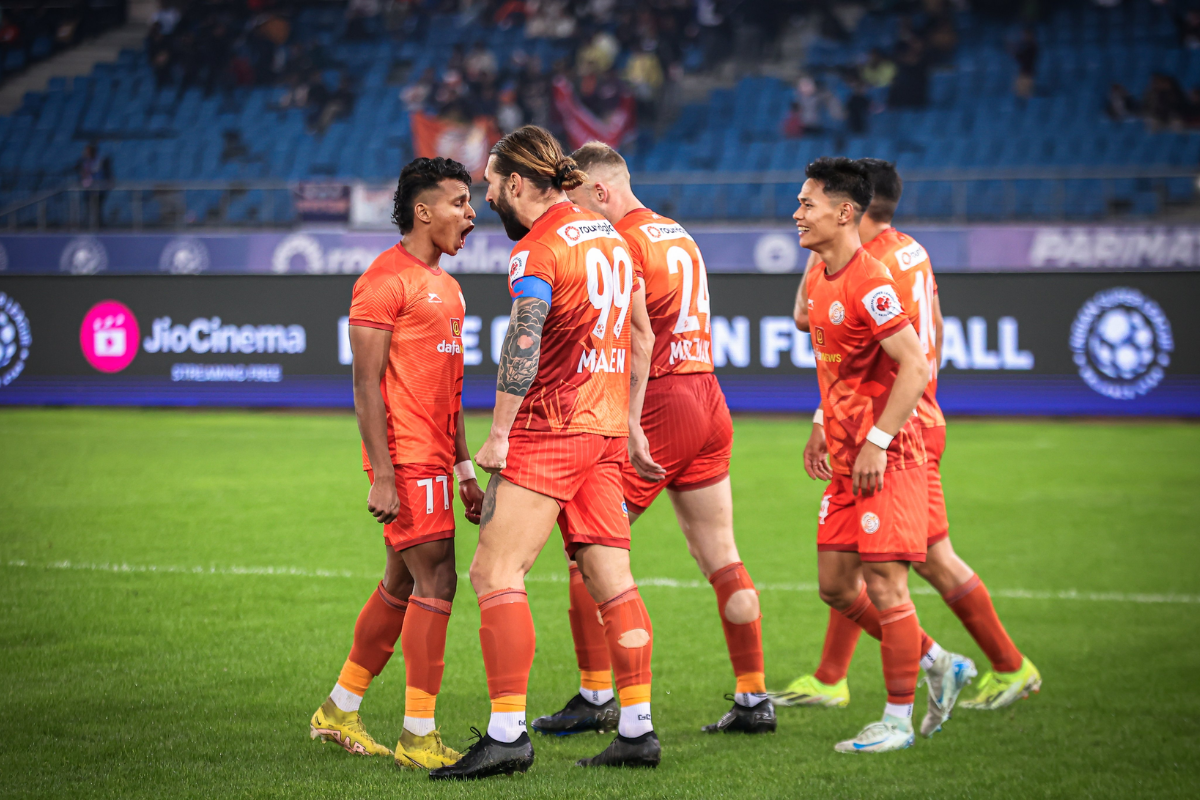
left=367, top=472, right=401, bottom=524
left=475, top=433, right=509, bottom=474
left=459, top=477, right=484, bottom=524
left=803, top=424, right=833, bottom=481
left=851, top=441, right=887, bottom=496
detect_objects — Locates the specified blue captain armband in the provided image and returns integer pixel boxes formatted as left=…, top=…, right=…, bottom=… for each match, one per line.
left=511, top=275, right=552, bottom=306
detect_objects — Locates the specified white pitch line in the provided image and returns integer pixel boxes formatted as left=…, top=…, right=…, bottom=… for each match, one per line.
left=4, top=559, right=1198, bottom=605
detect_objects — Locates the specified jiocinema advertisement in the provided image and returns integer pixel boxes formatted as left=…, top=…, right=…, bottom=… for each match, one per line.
left=0, top=272, right=1195, bottom=414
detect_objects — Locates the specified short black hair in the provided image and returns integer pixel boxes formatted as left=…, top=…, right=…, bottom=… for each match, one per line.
left=856, top=158, right=902, bottom=224
left=392, top=157, right=472, bottom=234
left=805, top=157, right=873, bottom=217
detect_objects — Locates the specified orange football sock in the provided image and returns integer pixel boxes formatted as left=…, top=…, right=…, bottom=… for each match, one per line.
left=401, top=596, right=451, bottom=728
left=879, top=601, right=921, bottom=705
left=944, top=574, right=1023, bottom=673
left=598, top=587, right=653, bottom=702
left=345, top=582, right=408, bottom=681
left=478, top=589, right=535, bottom=712
left=709, top=561, right=766, bottom=694
left=568, top=565, right=612, bottom=690
left=813, top=605, right=864, bottom=685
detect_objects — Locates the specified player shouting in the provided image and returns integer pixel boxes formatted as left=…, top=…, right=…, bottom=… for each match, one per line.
left=524, top=141, right=773, bottom=737
left=790, top=157, right=946, bottom=753
left=310, top=157, right=484, bottom=769
left=777, top=159, right=1039, bottom=722
left=429, top=127, right=659, bottom=780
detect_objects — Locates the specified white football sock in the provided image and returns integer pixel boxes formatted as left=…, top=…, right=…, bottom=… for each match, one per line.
left=329, top=683, right=362, bottom=713
left=487, top=710, right=526, bottom=743
left=580, top=686, right=614, bottom=705
left=884, top=701, right=914, bottom=721
left=618, top=702, right=653, bottom=738
left=404, top=716, right=435, bottom=737
left=921, top=641, right=945, bottom=671
left=735, top=691, right=769, bottom=707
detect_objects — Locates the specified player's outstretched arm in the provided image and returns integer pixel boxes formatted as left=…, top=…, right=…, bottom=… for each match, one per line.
left=454, top=405, right=484, bottom=524
left=349, top=324, right=401, bottom=524
left=476, top=295, right=549, bottom=474
left=793, top=251, right=818, bottom=332
left=851, top=324, right=929, bottom=496
left=627, top=283, right=665, bottom=482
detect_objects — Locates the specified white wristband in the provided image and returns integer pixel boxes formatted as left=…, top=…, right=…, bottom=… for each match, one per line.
left=453, top=460, right=477, bottom=483
left=866, top=426, right=894, bottom=450
left=812, top=408, right=824, bottom=426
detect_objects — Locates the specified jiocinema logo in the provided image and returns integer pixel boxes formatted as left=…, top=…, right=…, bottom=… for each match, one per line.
left=143, top=316, right=307, bottom=355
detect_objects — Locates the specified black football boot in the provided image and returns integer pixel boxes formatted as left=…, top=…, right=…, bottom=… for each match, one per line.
left=701, top=695, right=777, bottom=733
left=575, top=731, right=661, bottom=768
left=531, top=694, right=620, bottom=736
left=427, top=728, right=533, bottom=780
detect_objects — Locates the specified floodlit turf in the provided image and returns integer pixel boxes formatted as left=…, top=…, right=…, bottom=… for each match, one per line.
left=1, top=408, right=1199, bottom=799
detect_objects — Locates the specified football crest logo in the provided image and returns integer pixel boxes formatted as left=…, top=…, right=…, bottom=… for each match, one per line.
left=450, top=318, right=462, bottom=337
left=829, top=301, right=846, bottom=325
left=861, top=512, right=880, bottom=534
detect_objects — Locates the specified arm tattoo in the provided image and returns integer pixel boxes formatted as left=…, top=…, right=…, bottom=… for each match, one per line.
left=497, top=296, right=548, bottom=396
left=630, top=371, right=640, bottom=392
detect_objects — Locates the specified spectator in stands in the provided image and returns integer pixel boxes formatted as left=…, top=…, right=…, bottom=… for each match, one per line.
left=345, top=0, right=380, bottom=41
left=77, top=143, right=101, bottom=189
left=795, top=75, right=843, bottom=134
left=1144, top=72, right=1187, bottom=132
left=1179, top=9, right=1200, bottom=50
left=860, top=48, right=895, bottom=89
left=497, top=85, right=525, bottom=133
left=888, top=41, right=930, bottom=109
left=526, top=1, right=577, bottom=39
left=401, top=67, right=437, bottom=112
left=578, top=29, right=620, bottom=75
left=925, top=11, right=959, bottom=66
left=847, top=78, right=870, bottom=135
left=152, top=2, right=181, bottom=37
left=782, top=101, right=805, bottom=138
left=1105, top=82, right=1139, bottom=122
left=624, top=40, right=665, bottom=120
left=465, top=40, right=499, bottom=81
left=1012, top=26, right=1038, bottom=100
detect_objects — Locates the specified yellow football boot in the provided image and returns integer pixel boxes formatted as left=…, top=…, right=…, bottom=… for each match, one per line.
left=959, top=657, right=1042, bottom=711
left=394, top=728, right=462, bottom=769
left=769, top=674, right=851, bottom=708
left=309, top=699, right=393, bottom=757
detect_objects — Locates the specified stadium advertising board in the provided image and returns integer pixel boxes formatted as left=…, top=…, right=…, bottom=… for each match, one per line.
left=2, top=224, right=1200, bottom=277
left=0, top=273, right=1194, bottom=415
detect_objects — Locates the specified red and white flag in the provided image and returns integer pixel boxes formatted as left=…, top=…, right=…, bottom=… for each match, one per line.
left=551, top=76, right=637, bottom=151
left=411, top=113, right=501, bottom=180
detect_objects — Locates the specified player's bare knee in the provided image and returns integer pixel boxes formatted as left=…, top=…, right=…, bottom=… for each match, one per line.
left=381, top=569, right=414, bottom=601
left=723, top=588, right=760, bottom=624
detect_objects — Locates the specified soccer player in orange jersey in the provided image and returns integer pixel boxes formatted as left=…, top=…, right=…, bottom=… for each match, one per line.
left=780, top=159, right=1040, bottom=722
left=789, top=157, right=934, bottom=753
left=310, top=158, right=484, bottom=769
left=429, top=127, right=659, bottom=779
left=520, top=141, right=773, bottom=736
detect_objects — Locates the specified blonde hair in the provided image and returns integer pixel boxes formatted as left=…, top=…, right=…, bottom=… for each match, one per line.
left=490, top=125, right=587, bottom=193
left=570, top=141, right=628, bottom=175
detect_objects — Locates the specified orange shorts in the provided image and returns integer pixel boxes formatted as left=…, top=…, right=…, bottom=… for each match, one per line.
left=501, top=429, right=630, bottom=558
left=816, top=466, right=929, bottom=562
left=366, top=464, right=455, bottom=551
left=622, top=372, right=733, bottom=514
left=924, top=426, right=949, bottom=546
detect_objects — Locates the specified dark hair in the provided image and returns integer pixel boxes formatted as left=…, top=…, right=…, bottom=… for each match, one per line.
left=805, top=157, right=873, bottom=216
left=490, top=125, right=587, bottom=193
left=392, top=157, right=472, bottom=234
left=856, top=158, right=902, bottom=224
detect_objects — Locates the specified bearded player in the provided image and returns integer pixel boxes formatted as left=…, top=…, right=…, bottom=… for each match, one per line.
left=777, top=159, right=1039, bottom=725
left=521, top=141, right=774, bottom=737
left=429, top=127, right=660, bottom=780
left=310, top=157, right=484, bottom=769
left=788, top=156, right=943, bottom=753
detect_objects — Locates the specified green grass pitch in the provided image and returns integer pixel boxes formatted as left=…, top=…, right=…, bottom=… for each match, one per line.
left=1, top=408, right=1199, bottom=799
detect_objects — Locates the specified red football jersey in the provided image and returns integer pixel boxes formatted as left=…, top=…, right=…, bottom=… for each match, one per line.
left=349, top=244, right=465, bottom=470
left=806, top=248, right=926, bottom=476
left=617, top=208, right=714, bottom=378
left=864, top=227, right=945, bottom=429
left=506, top=202, right=637, bottom=437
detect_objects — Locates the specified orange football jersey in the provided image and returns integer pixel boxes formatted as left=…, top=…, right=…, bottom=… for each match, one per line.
left=617, top=208, right=714, bottom=378
left=506, top=201, right=636, bottom=437
left=806, top=248, right=926, bottom=476
left=864, top=227, right=945, bottom=428
left=349, top=244, right=465, bottom=470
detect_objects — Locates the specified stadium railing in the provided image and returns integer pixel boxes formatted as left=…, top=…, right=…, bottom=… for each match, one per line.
left=1, top=167, right=1195, bottom=231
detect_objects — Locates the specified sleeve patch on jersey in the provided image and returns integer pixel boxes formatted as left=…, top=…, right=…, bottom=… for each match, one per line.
left=507, top=250, right=530, bottom=289
left=556, top=219, right=622, bottom=246
left=894, top=240, right=929, bottom=271
left=862, top=285, right=904, bottom=326
left=639, top=222, right=693, bottom=242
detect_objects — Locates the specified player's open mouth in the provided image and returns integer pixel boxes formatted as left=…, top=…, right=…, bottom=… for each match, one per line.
left=459, top=224, right=474, bottom=247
